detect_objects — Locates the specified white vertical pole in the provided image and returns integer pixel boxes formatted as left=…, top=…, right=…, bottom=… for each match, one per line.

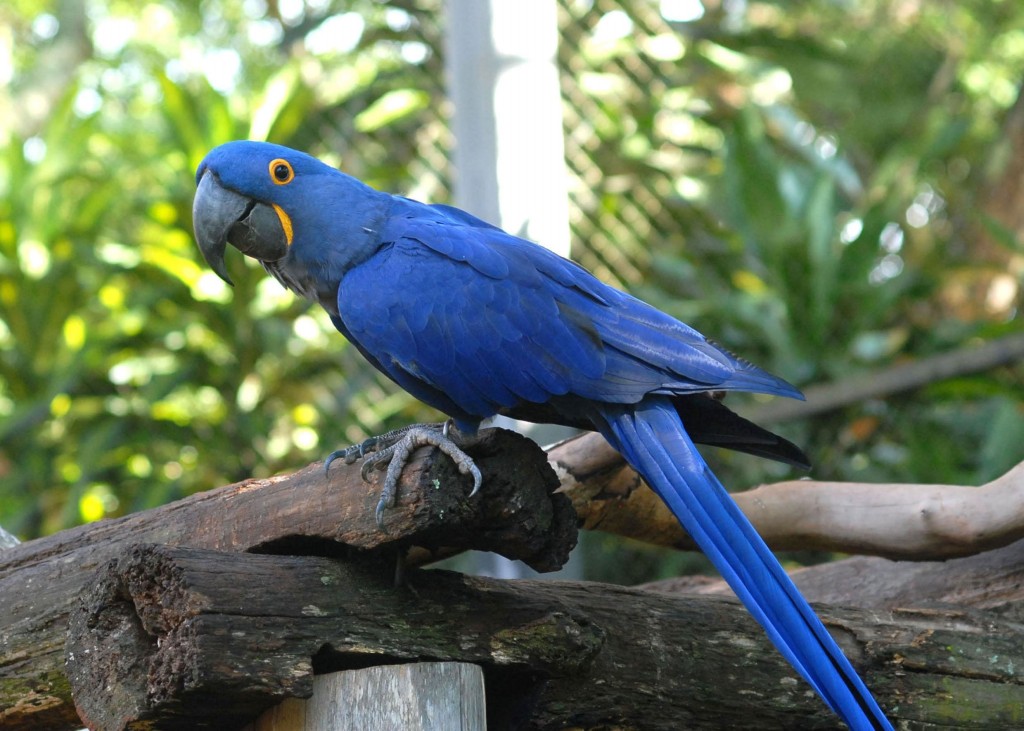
left=247, top=662, right=486, bottom=731
left=444, top=0, right=571, bottom=257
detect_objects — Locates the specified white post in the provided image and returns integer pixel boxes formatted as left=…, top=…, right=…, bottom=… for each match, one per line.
left=247, top=662, right=486, bottom=731
left=444, top=0, right=571, bottom=257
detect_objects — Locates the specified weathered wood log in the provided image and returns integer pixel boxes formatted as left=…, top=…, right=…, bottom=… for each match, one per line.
left=67, top=543, right=1024, bottom=730
left=11, top=424, right=1024, bottom=729
left=0, top=428, right=574, bottom=731
left=66, top=544, right=600, bottom=731
left=549, top=430, right=1024, bottom=560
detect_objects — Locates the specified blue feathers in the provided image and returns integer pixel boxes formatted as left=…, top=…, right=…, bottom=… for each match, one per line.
left=340, top=214, right=797, bottom=415
left=338, top=212, right=890, bottom=728
left=598, top=400, right=891, bottom=729
left=195, top=140, right=891, bottom=728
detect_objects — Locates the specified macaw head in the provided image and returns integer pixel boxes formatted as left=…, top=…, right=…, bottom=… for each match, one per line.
left=192, top=140, right=386, bottom=294
left=193, top=141, right=320, bottom=285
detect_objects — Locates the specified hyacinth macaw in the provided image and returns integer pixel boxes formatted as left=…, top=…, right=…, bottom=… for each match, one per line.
left=192, top=140, right=891, bottom=729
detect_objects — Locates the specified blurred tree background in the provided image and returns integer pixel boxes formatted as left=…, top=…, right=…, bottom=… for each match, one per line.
left=3, top=0, right=1024, bottom=584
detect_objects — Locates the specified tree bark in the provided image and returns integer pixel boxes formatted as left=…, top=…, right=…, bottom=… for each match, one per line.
left=67, top=543, right=1024, bottom=731
left=0, top=428, right=574, bottom=731
left=646, top=535, right=1024, bottom=615
left=66, top=544, right=599, bottom=731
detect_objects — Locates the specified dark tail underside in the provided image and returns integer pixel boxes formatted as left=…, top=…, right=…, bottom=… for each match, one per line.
left=504, top=392, right=810, bottom=469
left=673, top=393, right=810, bottom=469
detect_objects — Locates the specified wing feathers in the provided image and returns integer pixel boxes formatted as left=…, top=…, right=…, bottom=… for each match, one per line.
left=340, top=217, right=800, bottom=421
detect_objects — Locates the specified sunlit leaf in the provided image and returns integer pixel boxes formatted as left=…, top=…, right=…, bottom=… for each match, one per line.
left=354, top=89, right=430, bottom=132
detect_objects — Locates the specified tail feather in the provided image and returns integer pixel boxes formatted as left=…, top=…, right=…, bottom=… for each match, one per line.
left=598, top=398, right=891, bottom=731
left=674, top=393, right=811, bottom=470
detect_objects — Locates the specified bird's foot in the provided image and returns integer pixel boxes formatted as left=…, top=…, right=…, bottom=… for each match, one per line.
left=325, top=421, right=482, bottom=528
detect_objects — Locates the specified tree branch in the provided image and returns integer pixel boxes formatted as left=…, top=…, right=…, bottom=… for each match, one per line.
left=549, top=431, right=1024, bottom=560
left=745, top=332, right=1024, bottom=424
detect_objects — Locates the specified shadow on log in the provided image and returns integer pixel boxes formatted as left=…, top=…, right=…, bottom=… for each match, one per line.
left=0, top=428, right=574, bottom=731
left=66, top=543, right=1024, bottom=730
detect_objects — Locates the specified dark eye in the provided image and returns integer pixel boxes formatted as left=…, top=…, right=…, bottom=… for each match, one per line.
left=268, top=158, right=294, bottom=185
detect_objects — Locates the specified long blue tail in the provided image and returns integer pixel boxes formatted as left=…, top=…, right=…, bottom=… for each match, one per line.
left=597, top=398, right=891, bottom=730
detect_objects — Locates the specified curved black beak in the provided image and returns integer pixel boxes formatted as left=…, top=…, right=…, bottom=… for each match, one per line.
left=192, top=170, right=290, bottom=286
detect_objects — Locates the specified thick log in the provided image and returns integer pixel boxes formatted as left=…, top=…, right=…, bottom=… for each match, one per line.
left=67, top=544, right=600, bottom=731
left=0, top=428, right=574, bottom=731
left=67, top=543, right=1024, bottom=731
left=12, top=424, right=1024, bottom=729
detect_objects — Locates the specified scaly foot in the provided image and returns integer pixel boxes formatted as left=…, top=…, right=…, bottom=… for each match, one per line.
left=325, top=421, right=482, bottom=528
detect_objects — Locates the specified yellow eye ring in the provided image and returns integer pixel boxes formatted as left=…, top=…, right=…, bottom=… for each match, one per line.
left=269, top=158, right=294, bottom=185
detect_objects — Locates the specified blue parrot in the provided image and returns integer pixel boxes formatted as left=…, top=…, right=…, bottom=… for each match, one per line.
left=192, top=140, right=891, bottom=729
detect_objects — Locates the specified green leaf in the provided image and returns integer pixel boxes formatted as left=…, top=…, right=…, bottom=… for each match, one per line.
left=354, top=89, right=430, bottom=133
left=978, top=399, right=1024, bottom=483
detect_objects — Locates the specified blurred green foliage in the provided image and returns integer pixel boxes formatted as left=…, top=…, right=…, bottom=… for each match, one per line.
left=0, top=0, right=450, bottom=536
left=558, top=0, right=1024, bottom=578
left=3, top=0, right=1024, bottom=585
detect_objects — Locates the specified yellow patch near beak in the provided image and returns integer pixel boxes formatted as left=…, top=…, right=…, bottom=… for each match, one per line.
left=272, top=203, right=294, bottom=246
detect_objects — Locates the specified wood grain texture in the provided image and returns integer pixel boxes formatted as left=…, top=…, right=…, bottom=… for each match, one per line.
left=246, top=664, right=484, bottom=731
left=66, top=544, right=597, bottom=730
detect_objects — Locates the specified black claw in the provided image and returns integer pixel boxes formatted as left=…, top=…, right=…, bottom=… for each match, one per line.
left=324, top=449, right=345, bottom=475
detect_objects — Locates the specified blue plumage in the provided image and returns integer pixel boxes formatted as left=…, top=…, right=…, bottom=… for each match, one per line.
left=193, top=141, right=891, bottom=729
left=598, top=400, right=887, bottom=726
